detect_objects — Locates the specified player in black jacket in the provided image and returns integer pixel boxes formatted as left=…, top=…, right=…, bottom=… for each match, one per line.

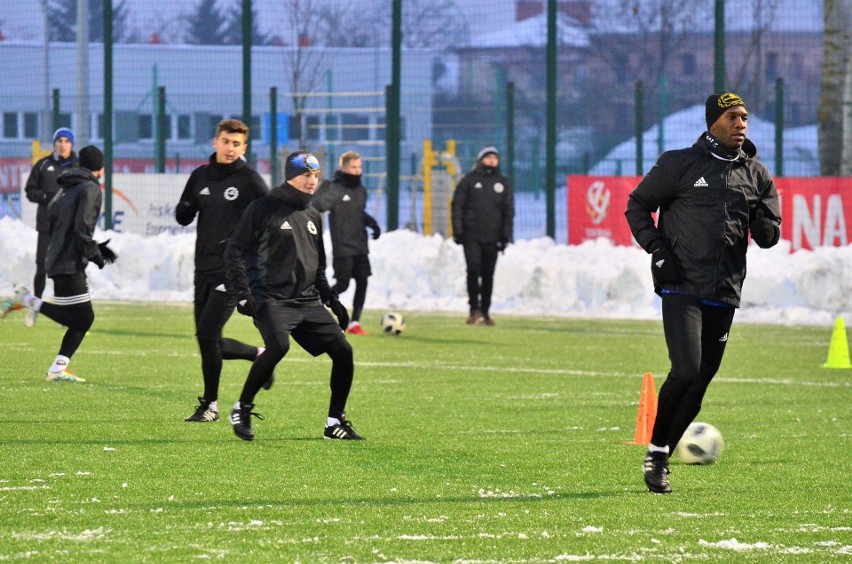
left=175, top=119, right=269, bottom=423
left=312, top=150, right=380, bottom=335
left=22, top=127, right=78, bottom=327
left=3, top=146, right=115, bottom=382
left=225, top=151, right=364, bottom=442
left=625, top=93, right=781, bottom=494
left=451, top=146, right=514, bottom=326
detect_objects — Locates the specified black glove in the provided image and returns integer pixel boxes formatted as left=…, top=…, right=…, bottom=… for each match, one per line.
left=91, top=254, right=106, bottom=269
left=236, top=293, right=256, bottom=318
left=751, top=208, right=778, bottom=248
left=328, top=296, right=350, bottom=330
left=97, top=239, right=118, bottom=264
left=649, top=238, right=681, bottom=284
left=453, top=234, right=463, bottom=245
left=496, top=240, right=508, bottom=254
left=365, top=214, right=381, bottom=240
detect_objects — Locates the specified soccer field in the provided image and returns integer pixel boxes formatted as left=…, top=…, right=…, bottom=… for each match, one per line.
left=1, top=304, right=849, bottom=561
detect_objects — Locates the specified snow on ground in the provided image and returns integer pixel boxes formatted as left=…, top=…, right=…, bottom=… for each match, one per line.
left=1, top=216, right=850, bottom=327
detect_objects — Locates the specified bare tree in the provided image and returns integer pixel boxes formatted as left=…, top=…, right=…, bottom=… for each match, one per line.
left=819, top=0, right=852, bottom=175
left=272, top=0, right=333, bottom=149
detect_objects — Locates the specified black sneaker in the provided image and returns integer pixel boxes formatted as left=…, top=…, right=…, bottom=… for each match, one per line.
left=324, top=418, right=365, bottom=441
left=184, top=397, right=219, bottom=422
left=229, top=402, right=264, bottom=441
left=643, top=450, right=672, bottom=493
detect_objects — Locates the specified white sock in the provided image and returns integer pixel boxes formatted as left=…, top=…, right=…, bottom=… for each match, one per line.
left=23, top=293, right=42, bottom=311
left=49, top=355, right=70, bottom=373
left=648, top=443, right=670, bottom=454
left=233, top=401, right=241, bottom=410
left=348, top=321, right=359, bottom=328
left=209, top=400, right=218, bottom=412
left=326, top=417, right=341, bottom=427
left=256, top=346, right=265, bottom=358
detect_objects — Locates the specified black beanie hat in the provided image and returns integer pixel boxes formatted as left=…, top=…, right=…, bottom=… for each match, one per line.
left=284, top=151, right=320, bottom=180
left=79, top=145, right=104, bottom=171
left=705, top=92, right=746, bottom=130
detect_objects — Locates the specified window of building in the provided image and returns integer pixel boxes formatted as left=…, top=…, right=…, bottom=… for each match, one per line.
left=342, top=114, right=369, bottom=141
left=177, top=114, right=191, bottom=140
left=305, top=115, right=320, bottom=140
left=681, top=53, right=696, bottom=76
left=3, top=112, right=17, bottom=138
left=766, top=52, right=778, bottom=82
left=57, top=113, right=72, bottom=129
left=24, top=112, right=39, bottom=138
left=139, top=114, right=153, bottom=139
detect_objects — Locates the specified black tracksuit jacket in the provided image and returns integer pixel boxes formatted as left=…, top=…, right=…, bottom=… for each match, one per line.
left=46, top=168, right=104, bottom=276
left=451, top=163, right=514, bottom=244
left=175, top=155, right=268, bottom=275
left=26, top=152, right=78, bottom=232
left=312, top=170, right=374, bottom=258
left=225, top=183, right=334, bottom=307
left=625, top=133, right=781, bottom=307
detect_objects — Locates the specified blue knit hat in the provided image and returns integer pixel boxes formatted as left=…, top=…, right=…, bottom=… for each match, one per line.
left=284, top=151, right=320, bottom=180
left=53, top=127, right=75, bottom=145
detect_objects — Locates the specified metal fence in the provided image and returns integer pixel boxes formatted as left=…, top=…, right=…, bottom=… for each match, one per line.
left=0, top=0, right=830, bottom=241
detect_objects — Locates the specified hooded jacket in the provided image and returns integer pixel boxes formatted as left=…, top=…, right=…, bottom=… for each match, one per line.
left=625, top=133, right=781, bottom=307
left=45, top=168, right=104, bottom=276
left=25, top=151, right=78, bottom=232
left=451, top=162, right=514, bottom=244
left=175, top=154, right=268, bottom=274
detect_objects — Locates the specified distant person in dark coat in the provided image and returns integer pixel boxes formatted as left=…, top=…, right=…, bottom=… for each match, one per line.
left=312, top=150, right=380, bottom=336
left=451, top=146, right=514, bottom=326
left=23, top=127, right=78, bottom=327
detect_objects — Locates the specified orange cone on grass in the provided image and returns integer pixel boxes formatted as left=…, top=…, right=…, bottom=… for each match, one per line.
left=631, top=372, right=658, bottom=445
left=823, top=317, right=852, bottom=369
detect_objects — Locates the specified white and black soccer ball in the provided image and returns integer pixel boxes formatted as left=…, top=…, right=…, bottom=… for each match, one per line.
left=380, top=312, right=405, bottom=335
left=677, top=422, right=725, bottom=464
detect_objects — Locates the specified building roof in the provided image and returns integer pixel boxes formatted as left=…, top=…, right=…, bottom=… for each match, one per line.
left=469, top=12, right=590, bottom=49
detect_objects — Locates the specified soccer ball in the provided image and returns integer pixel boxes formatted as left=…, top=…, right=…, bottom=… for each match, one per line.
left=380, top=312, right=405, bottom=335
left=677, top=422, right=725, bottom=464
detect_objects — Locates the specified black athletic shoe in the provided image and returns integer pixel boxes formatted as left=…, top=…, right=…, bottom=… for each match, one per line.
left=229, top=402, right=263, bottom=441
left=185, top=397, right=219, bottom=422
left=324, top=418, right=365, bottom=441
left=643, top=450, right=672, bottom=493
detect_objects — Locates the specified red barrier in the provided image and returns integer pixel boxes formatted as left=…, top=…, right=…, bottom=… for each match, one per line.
left=567, top=175, right=852, bottom=250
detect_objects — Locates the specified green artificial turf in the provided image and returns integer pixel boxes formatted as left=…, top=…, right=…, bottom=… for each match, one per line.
left=1, top=304, right=849, bottom=561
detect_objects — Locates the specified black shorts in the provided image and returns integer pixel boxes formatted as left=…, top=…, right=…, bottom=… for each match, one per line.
left=256, top=299, right=343, bottom=357
left=333, top=254, right=372, bottom=282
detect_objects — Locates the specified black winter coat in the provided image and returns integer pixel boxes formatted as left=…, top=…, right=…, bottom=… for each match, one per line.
left=46, top=168, right=104, bottom=277
left=451, top=163, right=514, bottom=244
left=175, top=154, right=268, bottom=274
left=312, top=170, right=374, bottom=257
left=225, top=183, right=333, bottom=307
left=625, top=133, right=781, bottom=307
left=25, top=152, right=78, bottom=232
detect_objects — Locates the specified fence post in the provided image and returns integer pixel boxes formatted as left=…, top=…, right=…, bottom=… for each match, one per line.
left=775, top=78, right=784, bottom=177
left=270, top=87, right=279, bottom=186
left=506, top=81, right=515, bottom=187
left=104, top=0, right=113, bottom=229
left=635, top=81, right=644, bottom=176
left=156, top=86, right=166, bottom=173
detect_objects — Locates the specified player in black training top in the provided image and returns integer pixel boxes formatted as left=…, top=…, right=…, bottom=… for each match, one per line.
left=175, top=119, right=269, bottom=423
left=225, top=151, right=364, bottom=442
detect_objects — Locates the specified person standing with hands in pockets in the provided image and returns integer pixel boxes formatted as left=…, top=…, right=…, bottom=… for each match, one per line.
left=625, top=93, right=781, bottom=494
left=451, top=145, right=514, bottom=326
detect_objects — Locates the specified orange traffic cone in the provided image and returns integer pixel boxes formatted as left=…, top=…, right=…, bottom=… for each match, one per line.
left=823, top=317, right=852, bottom=369
left=629, top=372, right=658, bottom=445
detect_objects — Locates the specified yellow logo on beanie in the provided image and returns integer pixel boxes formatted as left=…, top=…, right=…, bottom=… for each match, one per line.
left=717, top=93, right=744, bottom=109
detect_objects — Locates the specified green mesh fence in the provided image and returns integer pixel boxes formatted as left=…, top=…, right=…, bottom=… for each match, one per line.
left=0, top=0, right=831, bottom=240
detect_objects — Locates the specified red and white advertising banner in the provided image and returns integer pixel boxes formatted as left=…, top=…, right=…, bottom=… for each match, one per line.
left=567, top=175, right=852, bottom=251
